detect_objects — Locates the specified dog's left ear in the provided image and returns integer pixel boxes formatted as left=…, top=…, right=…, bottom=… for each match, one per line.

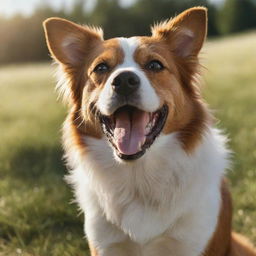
left=152, top=7, right=207, bottom=58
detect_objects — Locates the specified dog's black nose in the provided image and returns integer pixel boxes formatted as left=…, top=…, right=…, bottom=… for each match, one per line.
left=112, top=71, right=140, bottom=96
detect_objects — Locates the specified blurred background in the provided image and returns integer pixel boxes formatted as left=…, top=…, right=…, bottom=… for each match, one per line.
left=0, top=0, right=255, bottom=255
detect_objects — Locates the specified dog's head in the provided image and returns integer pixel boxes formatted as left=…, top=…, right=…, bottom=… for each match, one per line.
left=43, top=7, right=209, bottom=161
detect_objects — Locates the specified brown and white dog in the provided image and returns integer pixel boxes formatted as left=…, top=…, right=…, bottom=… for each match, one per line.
left=43, top=7, right=256, bottom=256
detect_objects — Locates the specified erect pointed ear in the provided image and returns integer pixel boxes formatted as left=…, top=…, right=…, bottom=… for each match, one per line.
left=152, top=7, right=207, bottom=58
left=43, top=18, right=103, bottom=66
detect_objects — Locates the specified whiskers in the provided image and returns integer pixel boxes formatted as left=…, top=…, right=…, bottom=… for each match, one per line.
left=77, top=113, right=86, bottom=129
left=72, top=102, right=101, bottom=132
left=85, top=101, right=101, bottom=126
left=72, top=108, right=86, bottom=129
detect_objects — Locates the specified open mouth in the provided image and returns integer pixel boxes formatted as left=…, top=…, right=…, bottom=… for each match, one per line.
left=99, top=104, right=168, bottom=160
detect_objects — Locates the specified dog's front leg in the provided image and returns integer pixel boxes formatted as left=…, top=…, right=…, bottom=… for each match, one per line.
left=88, top=240, right=140, bottom=256
left=85, top=213, right=139, bottom=256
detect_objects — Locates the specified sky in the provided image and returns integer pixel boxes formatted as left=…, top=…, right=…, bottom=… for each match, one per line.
left=0, top=0, right=223, bottom=17
left=0, top=0, right=135, bottom=17
left=0, top=0, right=89, bottom=17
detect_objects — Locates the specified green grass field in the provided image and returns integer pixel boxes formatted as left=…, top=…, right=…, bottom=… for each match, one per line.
left=0, top=32, right=256, bottom=255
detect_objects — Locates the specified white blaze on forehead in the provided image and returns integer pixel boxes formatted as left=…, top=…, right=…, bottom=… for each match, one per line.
left=118, top=37, right=139, bottom=67
left=97, top=37, right=160, bottom=116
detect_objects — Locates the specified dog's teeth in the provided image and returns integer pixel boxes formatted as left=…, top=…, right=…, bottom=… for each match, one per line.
left=138, top=137, right=146, bottom=150
left=152, top=115, right=158, bottom=126
left=145, top=121, right=153, bottom=134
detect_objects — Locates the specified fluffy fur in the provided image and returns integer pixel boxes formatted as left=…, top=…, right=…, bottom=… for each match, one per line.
left=43, top=7, right=256, bottom=256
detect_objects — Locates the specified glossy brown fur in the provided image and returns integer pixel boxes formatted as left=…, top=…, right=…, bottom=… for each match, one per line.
left=204, top=180, right=256, bottom=256
left=134, top=36, right=211, bottom=152
left=43, top=7, right=256, bottom=256
left=229, top=233, right=256, bottom=256
left=203, top=180, right=233, bottom=256
left=43, top=10, right=211, bottom=153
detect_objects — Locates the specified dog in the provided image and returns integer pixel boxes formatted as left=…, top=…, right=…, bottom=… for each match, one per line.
left=43, top=7, right=256, bottom=256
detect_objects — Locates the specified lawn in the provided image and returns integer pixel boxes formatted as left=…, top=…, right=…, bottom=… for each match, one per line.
left=0, top=32, right=256, bottom=255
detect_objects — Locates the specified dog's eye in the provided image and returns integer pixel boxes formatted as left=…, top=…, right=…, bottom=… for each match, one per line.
left=93, top=63, right=109, bottom=73
left=146, top=60, right=164, bottom=71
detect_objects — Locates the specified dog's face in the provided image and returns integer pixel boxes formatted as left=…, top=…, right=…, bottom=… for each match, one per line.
left=44, top=7, right=209, bottom=161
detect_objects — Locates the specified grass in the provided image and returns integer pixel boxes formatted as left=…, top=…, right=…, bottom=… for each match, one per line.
left=0, top=64, right=88, bottom=255
left=0, top=32, right=256, bottom=255
left=204, top=31, right=256, bottom=243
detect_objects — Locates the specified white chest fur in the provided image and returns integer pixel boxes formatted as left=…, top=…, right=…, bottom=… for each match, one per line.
left=66, top=128, right=229, bottom=255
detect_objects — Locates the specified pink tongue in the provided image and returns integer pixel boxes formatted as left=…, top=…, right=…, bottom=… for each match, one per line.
left=114, top=109, right=149, bottom=155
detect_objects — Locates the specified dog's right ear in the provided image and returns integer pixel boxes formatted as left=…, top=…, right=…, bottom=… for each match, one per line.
left=43, top=18, right=103, bottom=66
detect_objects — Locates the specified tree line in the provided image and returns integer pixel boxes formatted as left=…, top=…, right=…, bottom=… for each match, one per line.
left=0, top=0, right=256, bottom=64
